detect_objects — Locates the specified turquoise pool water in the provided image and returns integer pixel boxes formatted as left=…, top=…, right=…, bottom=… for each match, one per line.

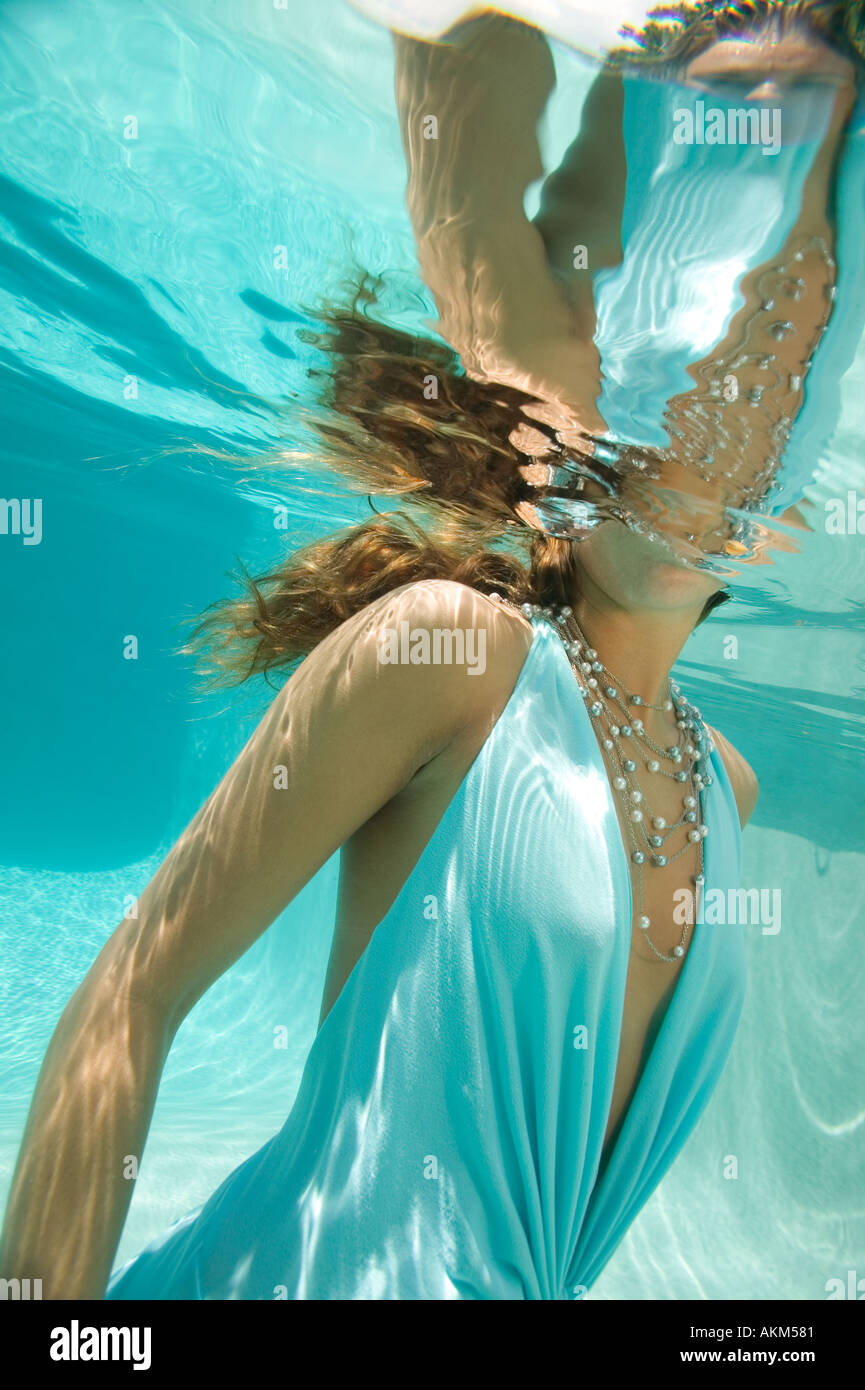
left=1, top=0, right=863, bottom=1299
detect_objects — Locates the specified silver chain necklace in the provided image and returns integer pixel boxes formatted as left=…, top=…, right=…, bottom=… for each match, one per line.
left=490, top=593, right=712, bottom=963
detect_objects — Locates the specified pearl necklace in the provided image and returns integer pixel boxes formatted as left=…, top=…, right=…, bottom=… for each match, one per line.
left=490, top=594, right=712, bottom=964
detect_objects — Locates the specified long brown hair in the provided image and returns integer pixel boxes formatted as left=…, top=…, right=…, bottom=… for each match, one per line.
left=609, top=0, right=865, bottom=71
left=183, top=275, right=588, bottom=686
left=183, top=275, right=728, bottom=687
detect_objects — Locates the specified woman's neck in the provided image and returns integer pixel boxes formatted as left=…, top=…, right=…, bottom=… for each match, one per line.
left=568, top=582, right=703, bottom=736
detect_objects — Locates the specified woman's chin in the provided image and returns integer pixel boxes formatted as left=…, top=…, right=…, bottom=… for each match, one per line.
left=636, top=557, right=720, bottom=611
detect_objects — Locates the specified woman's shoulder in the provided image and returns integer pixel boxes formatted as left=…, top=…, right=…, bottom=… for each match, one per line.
left=372, top=577, right=533, bottom=630
left=357, top=579, right=542, bottom=784
left=706, top=724, right=759, bottom=829
left=353, top=578, right=536, bottom=678
left=287, top=579, right=538, bottom=762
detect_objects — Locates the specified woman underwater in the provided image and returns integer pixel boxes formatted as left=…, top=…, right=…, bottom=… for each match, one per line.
left=0, top=1, right=861, bottom=1300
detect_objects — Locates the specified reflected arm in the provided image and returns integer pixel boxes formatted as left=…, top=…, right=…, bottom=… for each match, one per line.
left=392, top=15, right=606, bottom=432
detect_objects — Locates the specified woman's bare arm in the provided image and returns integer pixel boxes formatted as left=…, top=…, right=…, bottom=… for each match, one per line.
left=710, top=726, right=760, bottom=828
left=531, top=70, right=626, bottom=290
left=393, top=15, right=607, bottom=434
left=0, top=579, right=525, bottom=1299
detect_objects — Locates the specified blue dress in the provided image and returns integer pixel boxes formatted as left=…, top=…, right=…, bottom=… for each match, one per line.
left=536, top=73, right=865, bottom=534
left=590, top=74, right=865, bottom=521
left=106, top=614, right=746, bottom=1300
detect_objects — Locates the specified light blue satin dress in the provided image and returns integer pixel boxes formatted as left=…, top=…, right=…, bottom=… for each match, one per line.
left=589, top=75, right=865, bottom=520
left=106, top=614, right=746, bottom=1300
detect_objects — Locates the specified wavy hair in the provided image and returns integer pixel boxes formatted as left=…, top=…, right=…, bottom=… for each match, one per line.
left=184, top=277, right=730, bottom=687
left=608, top=0, right=865, bottom=72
